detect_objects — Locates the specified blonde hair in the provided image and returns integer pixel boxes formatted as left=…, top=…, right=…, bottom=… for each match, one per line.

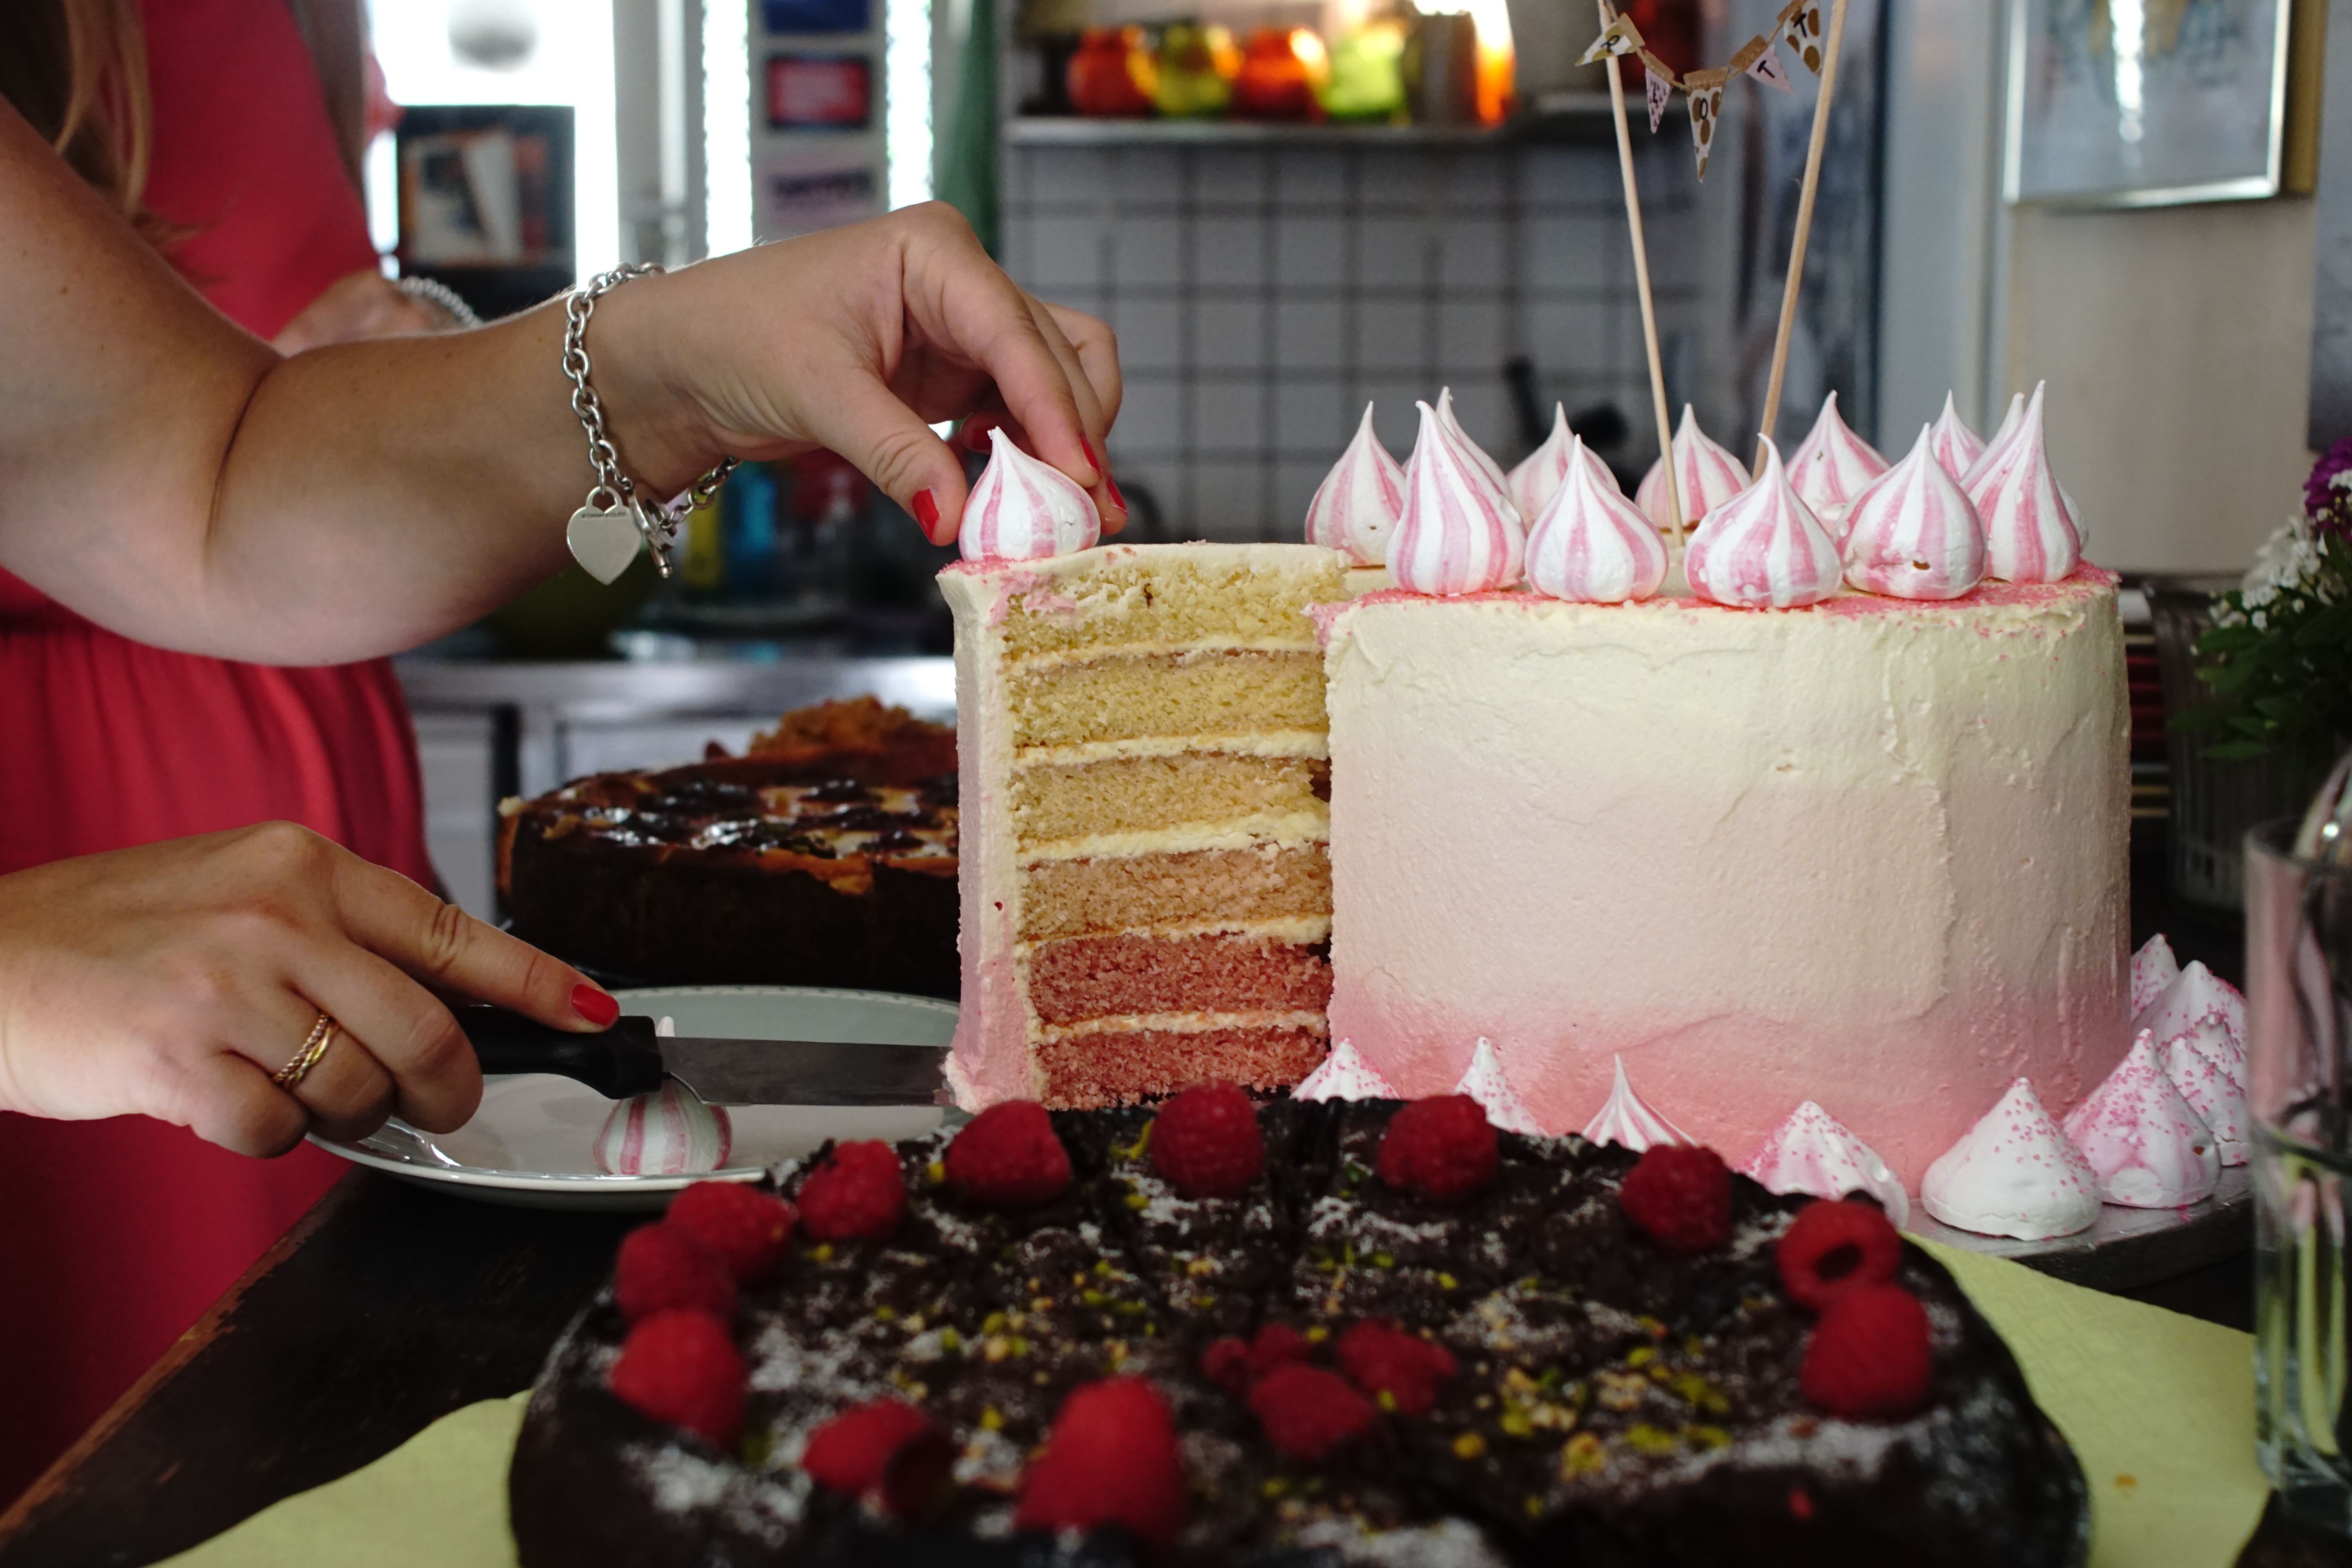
left=0, top=0, right=156, bottom=229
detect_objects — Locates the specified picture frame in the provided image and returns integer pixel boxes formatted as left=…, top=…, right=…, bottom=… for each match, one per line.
left=2005, top=0, right=2299, bottom=208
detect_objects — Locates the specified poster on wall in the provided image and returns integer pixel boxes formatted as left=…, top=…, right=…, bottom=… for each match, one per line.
left=759, top=152, right=880, bottom=238
left=2007, top=0, right=2292, bottom=206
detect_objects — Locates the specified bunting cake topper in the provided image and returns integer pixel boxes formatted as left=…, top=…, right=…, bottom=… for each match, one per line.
left=1780, top=0, right=1828, bottom=73
left=1683, top=67, right=1729, bottom=180
left=1640, top=50, right=1674, bottom=130
left=1730, top=32, right=1791, bottom=93
left=1576, top=13, right=1642, bottom=66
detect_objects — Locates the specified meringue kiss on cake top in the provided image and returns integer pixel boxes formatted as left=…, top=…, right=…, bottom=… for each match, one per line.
left=1523, top=432, right=1669, bottom=604
left=1387, top=399, right=1524, bottom=596
left=1635, top=405, right=1748, bottom=532
left=1436, top=385, right=1511, bottom=495
left=1740, top=1101, right=1908, bottom=1228
left=1506, top=403, right=1618, bottom=521
left=958, top=427, right=1101, bottom=562
left=1964, top=382, right=2082, bottom=584
left=1681, top=437, right=1843, bottom=609
left=1926, top=391, right=1987, bottom=481
left=1920, top=1079, right=2100, bottom=1240
left=1304, top=402, right=1406, bottom=566
left=1838, top=424, right=1988, bottom=600
left=2062, top=1031, right=2220, bottom=1208
left=1783, top=390, right=1887, bottom=527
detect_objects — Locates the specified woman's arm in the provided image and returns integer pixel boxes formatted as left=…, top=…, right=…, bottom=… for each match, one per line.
left=0, top=98, right=1121, bottom=665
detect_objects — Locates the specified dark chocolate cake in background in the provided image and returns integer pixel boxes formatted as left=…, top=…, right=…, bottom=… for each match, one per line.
left=509, top=1098, right=2089, bottom=1567
left=498, top=699, right=958, bottom=998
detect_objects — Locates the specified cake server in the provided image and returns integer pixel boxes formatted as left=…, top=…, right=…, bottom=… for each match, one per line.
left=454, top=1007, right=948, bottom=1105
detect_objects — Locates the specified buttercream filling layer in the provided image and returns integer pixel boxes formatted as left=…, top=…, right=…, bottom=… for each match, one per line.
left=969, top=545, right=1348, bottom=660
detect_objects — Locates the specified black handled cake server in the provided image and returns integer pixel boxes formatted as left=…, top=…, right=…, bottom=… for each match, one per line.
left=454, top=1007, right=948, bottom=1106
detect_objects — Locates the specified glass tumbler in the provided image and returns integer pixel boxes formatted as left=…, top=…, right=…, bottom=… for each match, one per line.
left=2251, top=817, right=2352, bottom=1529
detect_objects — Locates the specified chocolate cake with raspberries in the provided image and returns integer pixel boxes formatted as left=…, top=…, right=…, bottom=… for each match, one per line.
left=509, top=1094, right=2087, bottom=1566
left=497, top=699, right=957, bottom=997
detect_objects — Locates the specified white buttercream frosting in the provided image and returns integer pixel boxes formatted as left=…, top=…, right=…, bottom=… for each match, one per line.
left=1507, top=403, right=1618, bottom=522
left=1580, top=1056, right=1691, bottom=1152
left=1926, top=392, right=1986, bottom=482
left=2130, top=934, right=2181, bottom=1017
left=1838, top=423, right=1987, bottom=600
left=1785, top=390, right=1888, bottom=526
left=1388, top=399, right=1525, bottom=596
left=1306, top=403, right=1407, bottom=566
left=1635, top=406, right=1749, bottom=532
left=1682, top=437, right=1843, bottom=609
left=1293, top=1039, right=1401, bottom=1102
left=1963, top=382, right=2082, bottom=583
left=958, top=428, right=1101, bottom=562
left=1920, top=1079, right=2101, bottom=1240
left=2062, top=1031, right=2220, bottom=1208
left=1739, top=1101, right=1909, bottom=1228
left=1523, top=432, right=1669, bottom=604
left=1453, top=1037, right=1545, bottom=1135
left=594, top=1078, right=733, bottom=1177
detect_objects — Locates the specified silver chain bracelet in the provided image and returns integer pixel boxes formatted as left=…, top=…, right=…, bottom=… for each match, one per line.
left=561, top=264, right=738, bottom=583
left=393, top=274, right=482, bottom=329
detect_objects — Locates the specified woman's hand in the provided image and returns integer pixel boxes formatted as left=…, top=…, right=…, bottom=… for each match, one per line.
left=0, top=822, right=615, bottom=1155
left=271, top=268, right=451, bottom=356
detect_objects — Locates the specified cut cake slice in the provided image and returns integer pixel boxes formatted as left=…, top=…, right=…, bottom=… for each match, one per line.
left=939, top=543, right=1351, bottom=1107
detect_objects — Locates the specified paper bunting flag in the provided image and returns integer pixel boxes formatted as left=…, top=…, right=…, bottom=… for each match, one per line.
left=1730, top=32, right=1791, bottom=93
left=1640, top=50, right=1675, bottom=131
left=1779, top=0, right=1827, bottom=73
left=1682, top=66, right=1728, bottom=179
left=1577, top=14, right=1644, bottom=67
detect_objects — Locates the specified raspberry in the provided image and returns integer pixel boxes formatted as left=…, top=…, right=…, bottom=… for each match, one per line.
left=608, top=1308, right=745, bottom=1449
left=1800, top=1283, right=1934, bottom=1419
left=1247, top=1363, right=1378, bottom=1461
left=1616, top=1144, right=1733, bottom=1251
left=1014, top=1377, right=1186, bottom=1544
left=1777, top=1199, right=1904, bottom=1312
left=1374, top=1096, right=1499, bottom=1201
left=666, top=1181, right=797, bottom=1283
left=1201, top=1321, right=1314, bottom=1395
left=801, top=1399, right=938, bottom=1496
left=945, top=1101, right=1073, bottom=1207
left=797, top=1140, right=907, bottom=1240
left=614, top=1222, right=737, bottom=1325
left=1336, top=1320, right=1458, bottom=1416
left=1150, top=1082, right=1266, bottom=1198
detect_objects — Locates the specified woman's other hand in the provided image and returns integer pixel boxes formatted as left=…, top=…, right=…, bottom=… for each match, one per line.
left=271, top=268, right=451, bottom=355
left=0, top=823, right=613, bottom=1154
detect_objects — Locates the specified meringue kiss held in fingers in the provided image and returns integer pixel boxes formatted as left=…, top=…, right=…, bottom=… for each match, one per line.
left=1635, top=406, right=1748, bottom=532
left=1926, top=391, right=1986, bottom=481
left=1963, top=382, right=2082, bottom=584
left=1682, top=437, right=1843, bottom=610
left=1523, top=432, right=1668, bottom=604
left=957, top=427, right=1101, bottom=562
left=1506, top=403, right=1619, bottom=523
left=1784, top=390, right=1888, bottom=530
left=1304, top=402, right=1406, bottom=565
left=1387, top=399, right=1524, bottom=595
left=1839, top=425, right=1987, bottom=600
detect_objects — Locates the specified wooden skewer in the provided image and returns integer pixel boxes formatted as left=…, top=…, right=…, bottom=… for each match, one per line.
left=1754, top=0, right=1849, bottom=475
left=1599, top=1, right=1682, bottom=546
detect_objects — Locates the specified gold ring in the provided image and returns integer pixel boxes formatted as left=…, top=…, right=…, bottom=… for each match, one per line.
left=274, top=1013, right=338, bottom=1091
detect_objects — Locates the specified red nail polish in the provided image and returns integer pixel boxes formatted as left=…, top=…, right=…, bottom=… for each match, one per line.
left=1080, top=436, right=1104, bottom=479
left=912, top=488, right=942, bottom=543
left=1104, top=469, right=1128, bottom=515
left=572, top=984, right=619, bottom=1027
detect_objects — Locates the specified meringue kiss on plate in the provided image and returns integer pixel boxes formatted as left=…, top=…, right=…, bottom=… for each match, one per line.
left=1305, top=402, right=1406, bottom=566
left=958, top=426, right=1102, bottom=562
left=1839, top=424, right=1988, bottom=600
left=1635, top=405, right=1748, bottom=532
left=1920, top=1079, right=2100, bottom=1240
left=1682, top=436, right=1843, bottom=609
left=1523, top=431, right=1668, bottom=603
left=1926, top=392, right=1986, bottom=481
left=1740, top=1101, right=1908, bottom=1228
left=1581, top=1056, right=1690, bottom=1153
left=1506, top=403, right=1618, bottom=522
left=2061, top=1031, right=2220, bottom=1209
left=1784, top=390, right=1887, bottom=528
left=1387, top=399, right=1524, bottom=596
left=1963, top=382, right=2082, bottom=583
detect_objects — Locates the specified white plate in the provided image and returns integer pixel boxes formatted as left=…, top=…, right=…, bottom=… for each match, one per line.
left=309, top=985, right=956, bottom=1210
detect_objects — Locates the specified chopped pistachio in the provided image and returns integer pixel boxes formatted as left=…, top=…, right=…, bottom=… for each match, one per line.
left=939, top=1328, right=963, bottom=1353
left=1303, top=1325, right=1330, bottom=1344
left=1500, top=1405, right=1536, bottom=1439
left=1685, top=1425, right=1731, bottom=1451
left=925, top=1159, right=947, bottom=1185
left=1371, top=1252, right=1396, bottom=1270
left=808, top=1243, right=835, bottom=1263
left=1080, top=1289, right=1108, bottom=1308
left=1625, top=1346, right=1656, bottom=1369
left=1009, top=1336, right=1033, bottom=1358
left=1561, top=1433, right=1605, bottom=1477
left=1436, top=1272, right=1459, bottom=1291
left=1094, top=1259, right=1116, bottom=1277
left=1452, top=1432, right=1488, bottom=1461
left=982, top=1312, right=1008, bottom=1335
left=980, top=1406, right=1005, bottom=1431
left=1624, top=1424, right=1678, bottom=1457
left=1376, top=1389, right=1398, bottom=1413
left=1524, top=1495, right=1545, bottom=1519
left=1034, top=1371, right=1051, bottom=1386
left=1637, top=1315, right=1666, bottom=1339
left=1125, top=1192, right=1149, bottom=1210
left=873, top=1305, right=897, bottom=1323
left=1190, top=1294, right=1216, bottom=1310
left=983, top=1336, right=1012, bottom=1363
left=1186, top=1257, right=1216, bottom=1276
left=1031, top=1296, right=1054, bottom=1312
left=1261, top=1477, right=1289, bottom=1499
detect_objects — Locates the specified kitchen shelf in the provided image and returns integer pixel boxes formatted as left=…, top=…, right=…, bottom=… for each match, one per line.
left=1003, top=91, right=1618, bottom=148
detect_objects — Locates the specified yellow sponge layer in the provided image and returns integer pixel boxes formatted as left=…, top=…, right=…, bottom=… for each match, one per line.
left=1007, top=650, right=1327, bottom=750
left=1018, top=844, right=1332, bottom=942
left=1011, top=752, right=1328, bottom=847
left=995, top=550, right=1348, bottom=660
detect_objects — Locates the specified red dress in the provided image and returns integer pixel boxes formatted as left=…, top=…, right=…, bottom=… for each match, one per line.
left=0, top=0, right=436, bottom=1505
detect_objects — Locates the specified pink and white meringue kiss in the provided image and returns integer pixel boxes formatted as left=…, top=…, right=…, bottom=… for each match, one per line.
left=2062, top=1031, right=2220, bottom=1207
left=958, top=427, right=1101, bottom=562
left=1784, top=390, right=1888, bottom=528
left=594, top=1078, right=734, bottom=1177
left=1682, top=437, right=1844, bottom=609
left=1305, top=402, right=1406, bottom=566
left=1437, top=387, right=1512, bottom=496
left=1293, top=1038, right=1401, bottom=1102
left=1388, top=399, right=1525, bottom=596
left=2134, top=959, right=2247, bottom=1075
left=1580, top=1056, right=1691, bottom=1152
left=1635, top=405, right=1749, bottom=532
left=1838, top=423, right=1987, bottom=600
left=2162, top=1031, right=2249, bottom=1167
left=1506, top=403, right=1619, bottom=521
left=2130, top=933, right=2181, bottom=1017
left=1962, top=382, right=2082, bottom=583
left=1920, top=1078, right=2100, bottom=1240
left=1523, top=432, right=1669, bottom=604
left=1926, top=391, right=1986, bottom=482
left=1454, top=1038, right=1544, bottom=1135
left=1739, top=1101, right=1908, bottom=1229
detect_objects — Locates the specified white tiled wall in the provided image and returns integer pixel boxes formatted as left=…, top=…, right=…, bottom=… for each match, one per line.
left=1000, top=138, right=1701, bottom=543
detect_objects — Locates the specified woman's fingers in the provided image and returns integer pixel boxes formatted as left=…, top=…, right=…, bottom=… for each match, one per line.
left=177, top=1052, right=309, bottom=1159
left=802, top=365, right=977, bottom=547
left=1022, top=302, right=1124, bottom=534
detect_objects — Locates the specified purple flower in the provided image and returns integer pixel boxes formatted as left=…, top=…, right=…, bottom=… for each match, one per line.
left=2309, top=439, right=2352, bottom=542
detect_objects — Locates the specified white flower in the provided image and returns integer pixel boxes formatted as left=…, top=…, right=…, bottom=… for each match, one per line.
left=2242, top=516, right=2323, bottom=603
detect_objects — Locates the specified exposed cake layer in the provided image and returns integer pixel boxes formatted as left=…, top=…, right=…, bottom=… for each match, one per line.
left=1007, top=650, right=1326, bottom=749
left=953, top=543, right=1342, bottom=660
left=1321, top=570, right=2131, bottom=1186
left=1011, top=752, right=1328, bottom=844
left=1016, top=844, right=1332, bottom=941
left=1027, top=931, right=1333, bottom=1022
left=1035, top=1018, right=1330, bottom=1105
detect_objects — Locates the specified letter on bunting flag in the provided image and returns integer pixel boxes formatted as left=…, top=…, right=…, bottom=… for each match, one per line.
left=1730, top=33, right=1791, bottom=93
left=1779, top=0, right=1826, bottom=73
left=1682, top=67, right=1728, bottom=179
left=1640, top=50, right=1675, bottom=131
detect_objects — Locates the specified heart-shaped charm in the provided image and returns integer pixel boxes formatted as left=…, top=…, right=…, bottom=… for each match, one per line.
left=566, top=504, right=642, bottom=585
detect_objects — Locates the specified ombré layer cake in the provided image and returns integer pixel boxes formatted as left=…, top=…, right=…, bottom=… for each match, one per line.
left=940, top=543, right=1352, bottom=1107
